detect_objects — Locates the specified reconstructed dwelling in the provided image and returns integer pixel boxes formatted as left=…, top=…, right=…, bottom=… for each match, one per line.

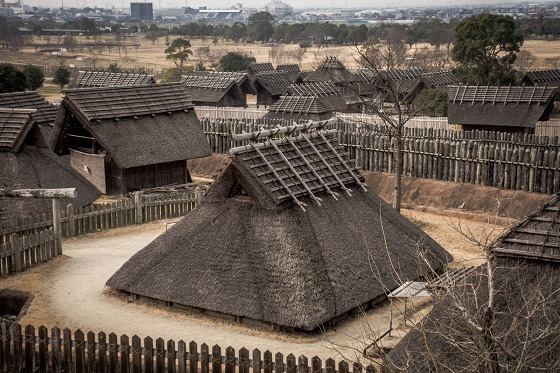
left=522, top=69, right=560, bottom=93
left=0, top=91, right=59, bottom=141
left=263, top=95, right=334, bottom=121
left=248, top=62, right=274, bottom=76
left=185, top=71, right=257, bottom=98
left=50, top=84, right=211, bottom=196
left=304, top=56, right=357, bottom=84
left=107, top=121, right=452, bottom=331
left=253, top=71, right=292, bottom=107
left=276, top=64, right=301, bottom=83
left=287, top=82, right=364, bottom=113
left=75, top=71, right=156, bottom=88
left=181, top=74, right=247, bottom=107
left=0, top=108, right=100, bottom=220
left=386, top=195, right=560, bottom=372
left=447, top=85, right=557, bottom=133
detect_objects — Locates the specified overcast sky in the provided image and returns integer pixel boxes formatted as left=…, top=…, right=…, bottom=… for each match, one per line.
left=26, top=0, right=536, bottom=11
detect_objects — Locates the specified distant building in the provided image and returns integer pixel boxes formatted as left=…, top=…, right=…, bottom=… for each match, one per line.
left=261, top=0, right=292, bottom=18
left=130, top=2, right=153, bottom=21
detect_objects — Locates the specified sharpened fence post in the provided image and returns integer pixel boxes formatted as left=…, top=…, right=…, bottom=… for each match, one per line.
left=195, top=187, right=202, bottom=207
left=134, top=192, right=143, bottom=224
left=66, top=204, right=75, bottom=237
left=52, top=199, right=62, bottom=255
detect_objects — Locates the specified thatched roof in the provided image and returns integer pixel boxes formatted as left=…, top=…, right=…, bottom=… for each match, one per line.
left=447, top=85, right=557, bottom=128
left=304, top=56, right=357, bottom=84
left=264, top=95, right=334, bottom=120
left=50, top=84, right=211, bottom=169
left=0, top=91, right=59, bottom=141
left=76, top=71, right=156, bottom=88
left=185, top=71, right=257, bottom=94
left=248, top=62, right=274, bottom=74
left=107, top=125, right=451, bottom=331
left=286, top=83, right=355, bottom=112
left=0, top=109, right=100, bottom=220
left=181, top=75, right=246, bottom=105
left=421, top=70, right=459, bottom=88
left=276, top=64, right=300, bottom=73
left=522, top=69, right=560, bottom=87
left=386, top=195, right=560, bottom=372
left=253, top=71, right=291, bottom=96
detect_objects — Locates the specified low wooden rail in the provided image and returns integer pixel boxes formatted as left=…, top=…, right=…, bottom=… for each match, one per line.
left=0, top=323, right=376, bottom=373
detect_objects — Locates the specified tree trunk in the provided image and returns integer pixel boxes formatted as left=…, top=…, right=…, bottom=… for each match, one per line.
left=393, top=133, right=403, bottom=213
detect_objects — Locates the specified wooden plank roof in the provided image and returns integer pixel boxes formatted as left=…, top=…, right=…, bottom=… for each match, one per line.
left=287, top=82, right=341, bottom=96
left=0, top=108, right=36, bottom=152
left=230, top=124, right=365, bottom=208
left=449, top=85, right=556, bottom=106
left=524, top=69, right=560, bottom=83
left=76, top=71, right=155, bottom=88
left=492, top=195, right=560, bottom=262
left=63, top=83, right=194, bottom=121
left=268, top=95, right=331, bottom=114
left=0, top=91, right=58, bottom=126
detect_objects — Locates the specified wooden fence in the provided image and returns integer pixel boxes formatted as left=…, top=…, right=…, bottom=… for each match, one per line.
left=195, top=107, right=268, bottom=120
left=200, top=117, right=560, bottom=194
left=535, top=121, right=560, bottom=137
left=0, top=190, right=201, bottom=277
left=0, top=323, right=375, bottom=373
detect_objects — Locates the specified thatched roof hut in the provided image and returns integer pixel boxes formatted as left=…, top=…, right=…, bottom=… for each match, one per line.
left=184, top=71, right=257, bottom=96
left=263, top=95, right=334, bottom=121
left=0, top=108, right=100, bottom=221
left=287, top=82, right=363, bottom=112
left=276, top=64, right=302, bottom=83
left=50, top=84, right=211, bottom=195
left=107, top=122, right=452, bottom=331
left=447, top=85, right=557, bottom=133
left=253, top=71, right=292, bottom=107
left=0, top=91, right=59, bottom=141
left=248, top=62, right=274, bottom=75
left=75, top=71, right=156, bottom=88
left=521, top=69, right=560, bottom=93
left=304, top=56, right=358, bottom=84
left=181, top=74, right=247, bottom=107
left=385, top=195, right=560, bottom=372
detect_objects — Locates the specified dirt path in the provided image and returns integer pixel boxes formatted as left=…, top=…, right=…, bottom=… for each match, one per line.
left=1, top=210, right=508, bottom=360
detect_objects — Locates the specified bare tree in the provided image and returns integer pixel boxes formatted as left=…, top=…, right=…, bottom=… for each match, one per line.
left=268, top=44, right=285, bottom=65
left=515, top=50, right=536, bottom=74
left=352, top=33, right=446, bottom=213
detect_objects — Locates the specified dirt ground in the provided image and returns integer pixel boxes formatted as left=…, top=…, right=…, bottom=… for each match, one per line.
left=0, top=208, right=507, bottom=361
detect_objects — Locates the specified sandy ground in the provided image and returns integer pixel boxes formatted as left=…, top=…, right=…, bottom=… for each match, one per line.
left=0, top=209, right=508, bottom=361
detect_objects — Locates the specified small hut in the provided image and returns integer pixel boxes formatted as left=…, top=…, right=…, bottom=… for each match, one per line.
left=521, top=69, right=560, bottom=93
left=304, top=56, right=357, bottom=84
left=287, top=82, right=363, bottom=113
left=263, top=95, right=334, bottom=121
left=386, top=195, right=560, bottom=372
left=184, top=71, right=257, bottom=100
left=107, top=121, right=452, bottom=331
left=50, top=84, right=211, bottom=196
left=253, top=71, right=292, bottom=107
left=0, top=108, right=100, bottom=220
left=181, top=74, right=246, bottom=107
left=0, top=91, right=59, bottom=141
left=75, top=71, right=156, bottom=88
left=447, top=85, right=557, bottom=133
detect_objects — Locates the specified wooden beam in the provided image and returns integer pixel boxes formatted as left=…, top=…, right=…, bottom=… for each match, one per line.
left=0, top=188, right=77, bottom=199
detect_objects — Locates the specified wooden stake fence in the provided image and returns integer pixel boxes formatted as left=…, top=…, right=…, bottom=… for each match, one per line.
left=0, top=190, right=201, bottom=277
left=0, top=323, right=375, bottom=373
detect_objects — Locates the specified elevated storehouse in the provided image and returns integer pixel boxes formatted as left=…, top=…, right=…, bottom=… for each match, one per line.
left=0, top=108, right=100, bottom=220
left=50, top=84, right=211, bottom=195
left=107, top=121, right=452, bottom=331
left=447, top=85, right=557, bottom=133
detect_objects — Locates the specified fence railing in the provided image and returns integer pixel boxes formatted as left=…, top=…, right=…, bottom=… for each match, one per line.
left=200, top=117, right=560, bottom=195
left=0, top=323, right=375, bottom=373
left=334, top=113, right=449, bottom=130
left=196, top=106, right=268, bottom=120
left=535, top=121, right=560, bottom=137
left=0, top=190, right=202, bottom=277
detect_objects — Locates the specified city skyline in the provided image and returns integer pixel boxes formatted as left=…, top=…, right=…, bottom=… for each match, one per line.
left=23, top=0, right=545, bottom=10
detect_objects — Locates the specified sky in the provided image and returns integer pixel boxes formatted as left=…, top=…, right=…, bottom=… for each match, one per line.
left=24, top=0, right=539, bottom=11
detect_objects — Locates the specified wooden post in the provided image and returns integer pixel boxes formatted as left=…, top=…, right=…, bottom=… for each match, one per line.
left=10, top=233, right=21, bottom=273
left=134, top=192, right=143, bottom=224
left=194, top=187, right=203, bottom=207
left=52, top=199, right=62, bottom=255
left=66, top=204, right=75, bottom=237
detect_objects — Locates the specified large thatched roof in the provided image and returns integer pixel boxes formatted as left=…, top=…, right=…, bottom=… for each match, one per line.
left=0, top=109, right=100, bottom=220
left=253, top=71, right=291, bottom=96
left=184, top=71, right=257, bottom=94
left=447, top=85, right=557, bottom=128
left=76, top=71, right=156, bottom=88
left=107, top=124, right=452, bottom=331
left=0, top=91, right=59, bottom=141
left=386, top=195, right=560, bottom=372
left=50, top=84, right=211, bottom=169
left=181, top=75, right=246, bottom=106
left=304, top=56, right=357, bottom=84
left=522, top=69, right=560, bottom=90
left=263, top=95, right=334, bottom=121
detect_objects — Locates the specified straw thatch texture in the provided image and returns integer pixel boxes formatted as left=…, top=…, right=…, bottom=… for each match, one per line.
left=184, top=71, right=257, bottom=94
left=0, top=110, right=100, bottom=220
left=181, top=75, right=246, bottom=106
left=51, top=84, right=211, bottom=169
left=0, top=91, right=59, bottom=141
left=265, top=95, right=332, bottom=118
left=304, top=56, right=357, bottom=84
left=522, top=69, right=560, bottom=89
left=385, top=196, right=560, bottom=372
left=76, top=71, right=156, bottom=88
left=107, top=130, right=451, bottom=331
left=248, top=62, right=274, bottom=74
left=253, top=71, right=292, bottom=96
left=447, top=85, right=557, bottom=129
